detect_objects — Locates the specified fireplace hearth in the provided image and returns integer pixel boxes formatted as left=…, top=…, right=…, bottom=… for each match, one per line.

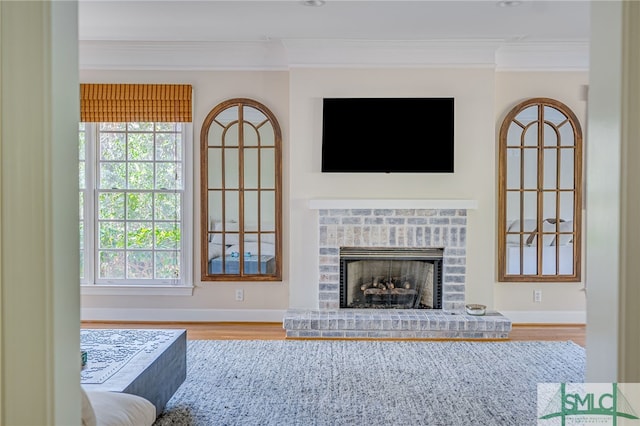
left=340, top=247, right=443, bottom=309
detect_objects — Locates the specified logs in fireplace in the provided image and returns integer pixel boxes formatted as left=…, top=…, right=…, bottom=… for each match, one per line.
left=339, top=247, right=443, bottom=309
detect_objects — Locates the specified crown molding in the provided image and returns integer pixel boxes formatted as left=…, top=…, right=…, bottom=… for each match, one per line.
left=281, top=39, right=501, bottom=68
left=79, top=39, right=589, bottom=71
left=496, top=42, right=589, bottom=71
left=79, top=40, right=289, bottom=71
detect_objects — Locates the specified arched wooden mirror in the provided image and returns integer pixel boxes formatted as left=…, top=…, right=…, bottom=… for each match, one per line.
left=201, top=98, right=282, bottom=281
left=498, top=98, right=582, bottom=282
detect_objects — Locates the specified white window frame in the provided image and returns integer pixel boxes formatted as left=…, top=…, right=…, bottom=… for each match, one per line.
left=80, top=122, right=193, bottom=296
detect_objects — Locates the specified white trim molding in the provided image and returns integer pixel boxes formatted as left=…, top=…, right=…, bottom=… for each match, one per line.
left=79, top=40, right=289, bottom=71
left=282, top=39, right=501, bottom=68
left=81, top=307, right=584, bottom=325
left=308, top=198, right=478, bottom=210
left=81, top=285, right=194, bottom=297
left=79, top=39, right=589, bottom=71
left=500, top=310, right=586, bottom=324
left=81, top=308, right=286, bottom=323
left=495, top=42, right=589, bottom=71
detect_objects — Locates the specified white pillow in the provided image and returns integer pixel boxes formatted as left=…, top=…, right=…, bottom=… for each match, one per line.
left=507, top=219, right=537, bottom=246
left=85, top=391, right=156, bottom=426
left=211, top=221, right=239, bottom=245
left=532, top=219, right=574, bottom=246
left=507, top=219, right=537, bottom=233
left=505, top=229, right=523, bottom=245
left=208, top=242, right=224, bottom=260
left=241, top=233, right=276, bottom=244
left=518, top=219, right=556, bottom=246
left=260, top=234, right=275, bottom=244
left=540, top=220, right=557, bottom=246
left=80, top=387, right=97, bottom=426
left=212, top=221, right=275, bottom=245
left=508, top=218, right=574, bottom=246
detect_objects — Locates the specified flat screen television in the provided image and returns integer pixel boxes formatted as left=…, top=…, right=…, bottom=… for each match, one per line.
left=321, top=97, right=454, bottom=173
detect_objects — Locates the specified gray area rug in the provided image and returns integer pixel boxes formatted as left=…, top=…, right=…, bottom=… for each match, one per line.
left=153, top=340, right=585, bottom=426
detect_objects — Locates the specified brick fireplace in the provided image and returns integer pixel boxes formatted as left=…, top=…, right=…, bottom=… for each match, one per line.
left=317, top=206, right=467, bottom=311
left=283, top=199, right=511, bottom=339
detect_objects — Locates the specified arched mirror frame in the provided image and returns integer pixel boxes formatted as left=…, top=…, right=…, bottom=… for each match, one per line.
left=200, top=98, right=282, bottom=281
left=498, top=97, right=582, bottom=282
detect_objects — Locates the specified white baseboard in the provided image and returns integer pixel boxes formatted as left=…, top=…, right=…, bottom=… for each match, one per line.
left=500, top=310, right=586, bottom=324
left=81, top=308, right=287, bottom=323
left=81, top=308, right=586, bottom=325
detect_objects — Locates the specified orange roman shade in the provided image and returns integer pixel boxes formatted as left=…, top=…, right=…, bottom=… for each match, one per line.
left=80, top=84, right=192, bottom=122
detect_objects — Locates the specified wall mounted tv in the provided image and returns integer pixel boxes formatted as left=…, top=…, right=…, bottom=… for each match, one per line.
left=321, top=97, right=454, bottom=173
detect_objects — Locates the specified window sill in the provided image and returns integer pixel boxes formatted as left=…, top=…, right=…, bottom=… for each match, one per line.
left=81, top=284, right=194, bottom=296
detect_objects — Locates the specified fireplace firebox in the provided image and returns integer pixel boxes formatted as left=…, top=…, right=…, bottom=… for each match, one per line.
left=339, top=247, right=443, bottom=309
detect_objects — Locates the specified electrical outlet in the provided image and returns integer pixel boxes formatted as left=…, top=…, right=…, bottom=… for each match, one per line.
left=534, top=289, right=542, bottom=303
left=235, top=289, right=244, bottom=301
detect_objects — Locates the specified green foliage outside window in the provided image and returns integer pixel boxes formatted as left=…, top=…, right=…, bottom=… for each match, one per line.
left=82, top=122, right=184, bottom=282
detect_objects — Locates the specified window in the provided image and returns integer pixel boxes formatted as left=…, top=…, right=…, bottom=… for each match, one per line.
left=498, top=97, right=582, bottom=281
left=79, top=84, right=193, bottom=289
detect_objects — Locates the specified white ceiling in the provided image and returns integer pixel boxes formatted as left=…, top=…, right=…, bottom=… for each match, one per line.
left=77, top=0, right=591, bottom=70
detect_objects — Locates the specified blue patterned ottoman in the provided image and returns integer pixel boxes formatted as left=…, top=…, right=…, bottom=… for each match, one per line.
left=80, top=329, right=186, bottom=417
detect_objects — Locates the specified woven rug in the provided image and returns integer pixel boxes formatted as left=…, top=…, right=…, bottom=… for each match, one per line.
left=152, top=340, right=585, bottom=426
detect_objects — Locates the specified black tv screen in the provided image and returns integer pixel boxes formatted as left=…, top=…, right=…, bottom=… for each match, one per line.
left=321, top=97, right=454, bottom=173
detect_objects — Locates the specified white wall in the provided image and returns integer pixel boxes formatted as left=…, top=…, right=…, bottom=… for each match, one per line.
left=79, top=67, right=588, bottom=323
left=289, top=67, right=587, bottom=320
left=288, top=67, right=497, bottom=309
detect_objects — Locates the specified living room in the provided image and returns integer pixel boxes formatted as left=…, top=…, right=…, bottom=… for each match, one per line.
left=79, top=68, right=588, bottom=325
left=76, top=3, right=587, bottom=325
left=1, top=1, right=638, bottom=424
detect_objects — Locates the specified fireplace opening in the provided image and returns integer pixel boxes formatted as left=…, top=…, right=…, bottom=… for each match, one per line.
left=340, top=247, right=443, bottom=309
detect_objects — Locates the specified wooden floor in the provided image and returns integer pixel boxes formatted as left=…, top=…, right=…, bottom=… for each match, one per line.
left=81, top=321, right=586, bottom=347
